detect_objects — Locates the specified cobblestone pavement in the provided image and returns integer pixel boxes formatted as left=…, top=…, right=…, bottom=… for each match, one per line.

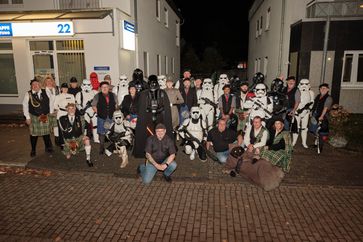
left=0, top=172, right=362, bottom=241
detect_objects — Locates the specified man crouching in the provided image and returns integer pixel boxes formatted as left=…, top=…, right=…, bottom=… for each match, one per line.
left=138, top=123, right=177, bottom=184
left=59, top=103, right=93, bottom=167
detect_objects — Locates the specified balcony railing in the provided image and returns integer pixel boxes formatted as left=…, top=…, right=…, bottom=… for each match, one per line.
left=57, top=0, right=100, bottom=10
left=307, top=0, right=363, bottom=18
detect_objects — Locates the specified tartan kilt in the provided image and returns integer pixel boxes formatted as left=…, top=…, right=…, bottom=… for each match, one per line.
left=48, top=114, right=57, bottom=129
left=30, top=114, right=51, bottom=136
left=63, top=136, right=85, bottom=156
left=260, top=149, right=290, bottom=173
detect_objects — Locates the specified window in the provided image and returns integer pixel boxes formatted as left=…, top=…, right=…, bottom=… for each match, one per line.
left=0, top=42, right=17, bottom=95
left=157, top=54, right=161, bottom=75
left=171, top=57, right=175, bottom=74
left=0, top=0, right=8, bottom=4
left=176, top=20, right=180, bottom=46
left=143, top=51, right=149, bottom=76
left=0, top=0, right=23, bottom=4
left=256, top=20, right=259, bottom=38
left=257, top=58, right=261, bottom=72
left=254, top=59, right=258, bottom=73
left=263, top=56, right=268, bottom=76
left=266, top=7, right=271, bottom=30
left=259, top=16, right=263, bottom=35
left=165, top=56, right=168, bottom=74
left=341, top=51, right=363, bottom=88
left=164, top=7, right=169, bottom=27
left=156, top=0, right=160, bottom=21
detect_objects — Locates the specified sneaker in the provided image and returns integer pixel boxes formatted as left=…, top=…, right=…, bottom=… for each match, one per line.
left=163, top=175, right=172, bottom=183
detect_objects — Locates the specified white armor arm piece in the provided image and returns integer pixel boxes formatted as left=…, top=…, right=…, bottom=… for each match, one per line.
left=75, top=92, right=83, bottom=110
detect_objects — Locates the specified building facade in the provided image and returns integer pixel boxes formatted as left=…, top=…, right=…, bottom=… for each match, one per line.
left=248, top=0, right=363, bottom=113
left=0, top=0, right=181, bottom=106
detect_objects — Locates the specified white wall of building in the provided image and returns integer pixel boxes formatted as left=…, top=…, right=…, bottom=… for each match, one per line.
left=0, top=0, right=180, bottom=105
left=248, top=0, right=310, bottom=84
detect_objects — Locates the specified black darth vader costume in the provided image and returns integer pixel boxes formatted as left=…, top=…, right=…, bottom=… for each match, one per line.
left=132, top=75, right=173, bottom=158
left=129, top=68, right=149, bottom=93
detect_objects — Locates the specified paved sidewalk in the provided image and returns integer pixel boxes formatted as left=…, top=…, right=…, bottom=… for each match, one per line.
left=0, top=172, right=362, bottom=241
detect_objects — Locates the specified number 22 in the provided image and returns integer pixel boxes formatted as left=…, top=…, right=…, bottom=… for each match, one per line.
left=57, top=24, right=71, bottom=34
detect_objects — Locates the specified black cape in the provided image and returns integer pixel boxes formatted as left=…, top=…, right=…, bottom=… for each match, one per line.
left=132, top=89, right=174, bottom=158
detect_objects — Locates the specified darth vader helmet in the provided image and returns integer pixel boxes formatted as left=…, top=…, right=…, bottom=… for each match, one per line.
left=271, top=78, right=284, bottom=93
left=253, top=72, right=265, bottom=84
left=148, top=75, right=159, bottom=91
left=132, top=68, right=144, bottom=82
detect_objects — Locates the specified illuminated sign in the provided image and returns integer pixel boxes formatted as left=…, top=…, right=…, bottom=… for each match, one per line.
left=0, top=22, right=74, bottom=37
left=122, top=20, right=135, bottom=51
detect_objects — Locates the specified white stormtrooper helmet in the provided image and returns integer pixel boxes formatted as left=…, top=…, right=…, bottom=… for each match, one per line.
left=190, top=106, right=201, bottom=120
left=255, top=83, right=267, bottom=98
left=218, top=74, right=229, bottom=86
left=157, top=75, right=167, bottom=89
left=119, top=74, right=128, bottom=87
left=81, top=79, right=92, bottom=93
left=202, top=78, right=213, bottom=90
left=298, top=79, right=311, bottom=92
left=113, top=110, right=124, bottom=125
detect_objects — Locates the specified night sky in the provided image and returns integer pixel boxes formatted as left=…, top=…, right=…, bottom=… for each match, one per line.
left=173, top=0, right=254, bottom=66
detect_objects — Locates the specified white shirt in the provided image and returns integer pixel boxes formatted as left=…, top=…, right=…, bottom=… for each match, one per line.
left=22, top=89, right=53, bottom=120
left=243, top=125, right=268, bottom=148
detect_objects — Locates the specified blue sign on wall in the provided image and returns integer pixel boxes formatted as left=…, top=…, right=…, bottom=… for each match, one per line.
left=94, top=66, right=110, bottom=71
left=0, top=23, right=13, bottom=37
left=124, top=21, right=135, bottom=33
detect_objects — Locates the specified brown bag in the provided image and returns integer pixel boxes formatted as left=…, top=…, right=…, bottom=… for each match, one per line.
left=225, top=144, right=244, bottom=170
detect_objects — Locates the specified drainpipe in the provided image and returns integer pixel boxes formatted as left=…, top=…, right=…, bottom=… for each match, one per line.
left=320, top=16, right=330, bottom=84
left=277, top=0, right=286, bottom=77
left=134, top=0, right=139, bottom=68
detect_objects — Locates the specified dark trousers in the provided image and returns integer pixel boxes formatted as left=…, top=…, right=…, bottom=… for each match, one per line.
left=30, top=135, right=52, bottom=152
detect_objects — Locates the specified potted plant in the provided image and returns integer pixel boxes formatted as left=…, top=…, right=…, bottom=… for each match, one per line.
left=328, top=104, right=350, bottom=148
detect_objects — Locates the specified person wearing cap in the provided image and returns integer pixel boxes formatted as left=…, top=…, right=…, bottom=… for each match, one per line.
left=92, top=81, right=118, bottom=154
left=137, top=123, right=177, bottom=184
left=120, top=84, right=139, bottom=129
left=22, top=77, right=54, bottom=157
left=309, top=83, right=333, bottom=148
left=174, top=69, right=193, bottom=90
left=218, top=84, right=236, bottom=128
left=59, top=103, right=93, bottom=167
left=68, top=77, right=82, bottom=97
left=103, top=74, right=115, bottom=92
left=54, top=82, right=75, bottom=148
left=260, top=117, right=292, bottom=172
left=234, top=82, right=250, bottom=132
left=164, top=77, right=184, bottom=129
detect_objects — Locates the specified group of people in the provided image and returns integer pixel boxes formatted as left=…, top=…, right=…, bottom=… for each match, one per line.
left=23, top=68, right=333, bottom=184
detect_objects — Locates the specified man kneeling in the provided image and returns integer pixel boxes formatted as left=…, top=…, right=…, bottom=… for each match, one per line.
left=138, top=123, right=177, bottom=184
left=59, top=103, right=93, bottom=167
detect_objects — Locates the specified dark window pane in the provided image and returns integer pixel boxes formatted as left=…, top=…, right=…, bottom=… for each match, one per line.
left=358, top=54, right=363, bottom=82
left=30, top=41, right=54, bottom=51
left=0, top=42, right=12, bottom=50
left=12, top=0, right=23, bottom=4
left=342, top=54, right=353, bottom=82
left=0, top=0, right=9, bottom=4
left=0, top=54, right=17, bottom=94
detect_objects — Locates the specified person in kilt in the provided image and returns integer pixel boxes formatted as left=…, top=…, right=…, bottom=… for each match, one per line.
left=22, top=78, right=54, bottom=157
left=260, top=118, right=292, bottom=172
left=59, top=103, right=93, bottom=167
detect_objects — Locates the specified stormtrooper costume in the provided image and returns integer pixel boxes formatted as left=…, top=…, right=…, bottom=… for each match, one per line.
left=157, top=75, right=167, bottom=90
left=214, top=74, right=230, bottom=117
left=75, top=79, right=99, bottom=143
left=113, top=74, right=129, bottom=106
left=292, top=79, right=315, bottom=148
left=105, top=110, right=133, bottom=168
left=198, top=78, right=216, bottom=130
left=178, top=107, right=207, bottom=161
left=243, top=83, right=273, bottom=127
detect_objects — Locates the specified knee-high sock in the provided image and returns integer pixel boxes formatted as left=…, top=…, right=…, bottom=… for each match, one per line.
left=53, top=126, right=59, bottom=137
left=85, top=145, right=91, bottom=160
left=292, top=133, right=298, bottom=146
left=30, top=135, right=38, bottom=151
left=43, top=135, right=52, bottom=148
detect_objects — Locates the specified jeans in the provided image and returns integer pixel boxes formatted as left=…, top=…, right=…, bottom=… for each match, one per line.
left=216, top=150, right=229, bottom=164
left=139, top=160, right=177, bottom=184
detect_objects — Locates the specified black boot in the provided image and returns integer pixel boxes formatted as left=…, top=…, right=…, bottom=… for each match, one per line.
left=43, top=135, right=54, bottom=153
left=30, top=135, right=38, bottom=157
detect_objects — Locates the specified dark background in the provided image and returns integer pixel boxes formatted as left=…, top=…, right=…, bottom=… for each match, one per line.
left=173, top=0, right=254, bottom=74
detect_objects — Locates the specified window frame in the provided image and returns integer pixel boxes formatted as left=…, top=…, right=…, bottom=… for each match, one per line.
left=266, top=7, right=271, bottom=31
left=156, top=0, right=161, bottom=22
left=164, top=7, right=169, bottom=28
left=341, top=50, right=363, bottom=89
left=0, top=41, right=18, bottom=96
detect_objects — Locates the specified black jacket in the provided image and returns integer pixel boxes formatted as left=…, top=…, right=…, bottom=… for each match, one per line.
left=180, top=87, right=198, bottom=110
left=59, top=115, right=83, bottom=139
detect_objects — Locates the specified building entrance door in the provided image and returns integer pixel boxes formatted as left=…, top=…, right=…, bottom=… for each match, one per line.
left=32, top=52, right=57, bottom=83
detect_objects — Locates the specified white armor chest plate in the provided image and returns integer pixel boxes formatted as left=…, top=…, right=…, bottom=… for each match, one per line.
left=187, top=120, right=204, bottom=141
left=299, top=90, right=313, bottom=107
left=114, top=123, right=126, bottom=133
